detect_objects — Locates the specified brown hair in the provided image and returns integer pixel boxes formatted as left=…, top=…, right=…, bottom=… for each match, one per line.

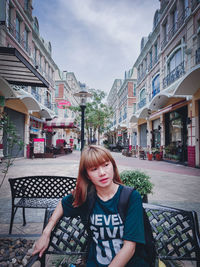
left=72, top=145, right=122, bottom=207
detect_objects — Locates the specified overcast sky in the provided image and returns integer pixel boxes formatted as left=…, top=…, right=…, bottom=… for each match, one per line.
left=32, top=0, right=160, bottom=94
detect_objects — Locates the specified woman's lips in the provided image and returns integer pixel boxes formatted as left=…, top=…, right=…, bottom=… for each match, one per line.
left=100, top=178, right=109, bottom=183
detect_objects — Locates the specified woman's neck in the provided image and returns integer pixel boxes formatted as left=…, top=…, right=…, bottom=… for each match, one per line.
left=96, top=183, right=119, bottom=201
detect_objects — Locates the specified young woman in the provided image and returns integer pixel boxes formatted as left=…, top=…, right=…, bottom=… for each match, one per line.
left=33, top=145, right=148, bottom=266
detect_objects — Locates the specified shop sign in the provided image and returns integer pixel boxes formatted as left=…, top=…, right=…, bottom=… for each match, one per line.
left=0, top=96, right=5, bottom=107
left=118, top=131, right=122, bottom=136
left=57, top=100, right=71, bottom=109
left=33, top=138, right=45, bottom=154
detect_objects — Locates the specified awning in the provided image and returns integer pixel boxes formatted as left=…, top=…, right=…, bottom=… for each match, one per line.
left=0, top=77, right=17, bottom=98
left=174, top=65, right=200, bottom=95
left=0, top=47, right=49, bottom=87
left=30, top=115, right=45, bottom=123
left=45, top=117, right=76, bottom=128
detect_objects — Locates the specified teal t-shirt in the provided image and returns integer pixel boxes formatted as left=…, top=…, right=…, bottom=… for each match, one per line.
left=62, top=185, right=148, bottom=267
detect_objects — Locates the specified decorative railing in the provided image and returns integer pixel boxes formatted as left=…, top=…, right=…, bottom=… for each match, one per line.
left=31, top=91, right=41, bottom=103
left=7, top=22, right=31, bottom=55
left=163, top=61, right=185, bottom=89
left=191, top=0, right=200, bottom=11
left=161, top=8, right=190, bottom=50
left=196, top=47, right=200, bottom=65
left=123, top=113, right=127, bottom=120
left=138, top=98, right=146, bottom=110
left=44, top=100, right=52, bottom=110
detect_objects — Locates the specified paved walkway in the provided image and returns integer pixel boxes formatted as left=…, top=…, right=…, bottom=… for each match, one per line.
left=0, top=150, right=200, bottom=238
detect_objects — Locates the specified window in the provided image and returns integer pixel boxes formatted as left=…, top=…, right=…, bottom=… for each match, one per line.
left=172, top=8, right=178, bottom=32
left=16, top=16, right=20, bottom=43
left=55, top=85, right=59, bottom=98
left=133, top=103, right=136, bottom=114
left=140, top=88, right=146, bottom=100
left=24, top=0, right=29, bottom=11
left=154, top=43, right=158, bottom=61
left=152, top=74, right=160, bottom=97
left=163, top=20, right=169, bottom=43
left=133, top=83, right=136, bottom=96
left=168, top=49, right=181, bottom=73
left=24, top=27, right=28, bottom=52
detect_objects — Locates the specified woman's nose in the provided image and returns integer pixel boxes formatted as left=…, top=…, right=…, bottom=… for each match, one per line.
left=98, top=167, right=105, bottom=175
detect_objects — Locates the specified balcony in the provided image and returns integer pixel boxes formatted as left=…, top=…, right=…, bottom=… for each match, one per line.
left=31, top=91, right=41, bottom=103
left=7, top=22, right=31, bottom=55
left=138, top=98, right=146, bottom=110
left=196, top=47, right=200, bottom=65
left=163, top=61, right=185, bottom=89
left=123, top=113, right=127, bottom=120
left=44, top=100, right=52, bottom=110
left=161, top=8, right=190, bottom=50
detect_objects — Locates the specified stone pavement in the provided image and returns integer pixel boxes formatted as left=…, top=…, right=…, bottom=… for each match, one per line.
left=0, top=150, right=200, bottom=239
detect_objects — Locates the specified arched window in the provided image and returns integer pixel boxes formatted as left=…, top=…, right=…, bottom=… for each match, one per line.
left=33, top=17, right=39, bottom=34
left=153, top=10, right=160, bottom=29
left=152, top=74, right=160, bottom=97
left=140, top=88, right=146, bottom=101
left=167, top=48, right=181, bottom=73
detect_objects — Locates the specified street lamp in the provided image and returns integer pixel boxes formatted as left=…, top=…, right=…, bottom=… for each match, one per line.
left=74, top=88, right=92, bottom=151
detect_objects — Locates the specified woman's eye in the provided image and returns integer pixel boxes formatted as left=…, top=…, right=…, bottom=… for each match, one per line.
left=104, top=162, right=109, bottom=167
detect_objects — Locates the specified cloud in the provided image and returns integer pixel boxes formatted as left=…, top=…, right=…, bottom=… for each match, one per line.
left=33, top=0, right=160, bottom=93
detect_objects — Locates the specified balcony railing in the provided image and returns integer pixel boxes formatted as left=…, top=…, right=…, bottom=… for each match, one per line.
left=191, top=0, right=200, bottom=11
left=161, top=8, right=190, bottom=50
left=196, top=47, right=200, bottom=65
left=31, top=91, right=41, bottom=103
left=44, top=100, right=52, bottom=110
left=163, top=61, right=185, bottom=89
left=7, top=22, right=31, bottom=55
left=138, top=98, right=146, bottom=110
left=123, top=113, right=127, bottom=120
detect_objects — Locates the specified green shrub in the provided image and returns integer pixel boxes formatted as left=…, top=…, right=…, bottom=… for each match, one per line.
left=120, top=170, right=154, bottom=197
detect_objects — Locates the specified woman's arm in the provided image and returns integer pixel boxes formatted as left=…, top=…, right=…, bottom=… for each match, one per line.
left=108, top=240, right=136, bottom=267
left=32, top=200, right=64, bottom=257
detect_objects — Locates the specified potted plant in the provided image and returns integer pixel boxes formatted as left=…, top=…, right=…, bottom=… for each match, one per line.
left=120, top=170, right=154, bottom=203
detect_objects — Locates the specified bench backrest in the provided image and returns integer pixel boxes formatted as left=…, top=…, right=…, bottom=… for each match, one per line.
left=143, top=203, right=200, bottom=262
left=41, top=203, right=200, bottom=265
left=9, top=176, right=77, bottom=199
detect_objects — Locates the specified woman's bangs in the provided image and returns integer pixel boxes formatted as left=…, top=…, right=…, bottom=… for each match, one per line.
left=84, top=149, right=110, bottom=169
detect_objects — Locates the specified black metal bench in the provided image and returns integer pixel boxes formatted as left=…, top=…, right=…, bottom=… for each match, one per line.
left=25, top=203, right=200, bottom=267
left=8, top=176, right=77, bottom=234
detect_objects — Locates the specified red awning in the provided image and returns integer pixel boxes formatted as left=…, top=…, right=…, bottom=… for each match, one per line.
left=45, top=117, right=76, bottom=128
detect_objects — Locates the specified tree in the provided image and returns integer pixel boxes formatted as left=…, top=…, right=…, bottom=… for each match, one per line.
left=71, top=89, right=113, bottom=145
left=85, top=89, right=113, bottom=145
left=0, top=112, right=24, bottom=189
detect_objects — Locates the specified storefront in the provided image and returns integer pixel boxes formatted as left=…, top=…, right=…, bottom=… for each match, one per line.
left=140, top=123, right=147, bottom=147
left=3, top=107, right=25, bottom=157
left=151, top=118, right=161, bottom=148
left=164, top=105, right=188, bottom=163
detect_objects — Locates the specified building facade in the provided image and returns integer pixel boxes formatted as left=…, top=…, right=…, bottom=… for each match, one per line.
left=130, top=0, right=200, bottom=167
left=107, top=69, right=137, bottom=147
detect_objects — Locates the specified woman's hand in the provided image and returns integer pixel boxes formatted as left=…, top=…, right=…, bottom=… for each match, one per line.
left=32, top=231, right=50, bottom=258
left=32, top=201, right=64, bottom=258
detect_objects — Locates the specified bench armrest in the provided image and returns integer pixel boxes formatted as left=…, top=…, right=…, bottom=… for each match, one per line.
left=25, top=254, right=39, bottom=267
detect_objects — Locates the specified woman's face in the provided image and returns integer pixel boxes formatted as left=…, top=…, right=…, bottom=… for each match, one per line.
left=86, top=160, right=114, bottom=189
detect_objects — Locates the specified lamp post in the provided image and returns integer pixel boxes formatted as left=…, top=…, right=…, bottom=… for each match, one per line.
left=74, top=89, right=92, bottom=151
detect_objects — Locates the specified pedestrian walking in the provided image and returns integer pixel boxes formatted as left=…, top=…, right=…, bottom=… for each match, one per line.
left=33, top=145, right=148, bottom=266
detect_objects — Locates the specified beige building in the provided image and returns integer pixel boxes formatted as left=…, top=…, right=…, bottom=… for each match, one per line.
left=130, top=0, right=200, bottom=167
left=107, top=68, right=137, bottom=147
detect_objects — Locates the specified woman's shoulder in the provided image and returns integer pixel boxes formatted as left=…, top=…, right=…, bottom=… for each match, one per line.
left=120, top=185, right=142, bottom=200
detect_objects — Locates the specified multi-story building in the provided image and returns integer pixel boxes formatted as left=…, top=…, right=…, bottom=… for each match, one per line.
left=107, top=68, right=137, bottom=147
left=131, top=0, right=200, bottom=167
left=45, top=70, right=81, bottom=149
